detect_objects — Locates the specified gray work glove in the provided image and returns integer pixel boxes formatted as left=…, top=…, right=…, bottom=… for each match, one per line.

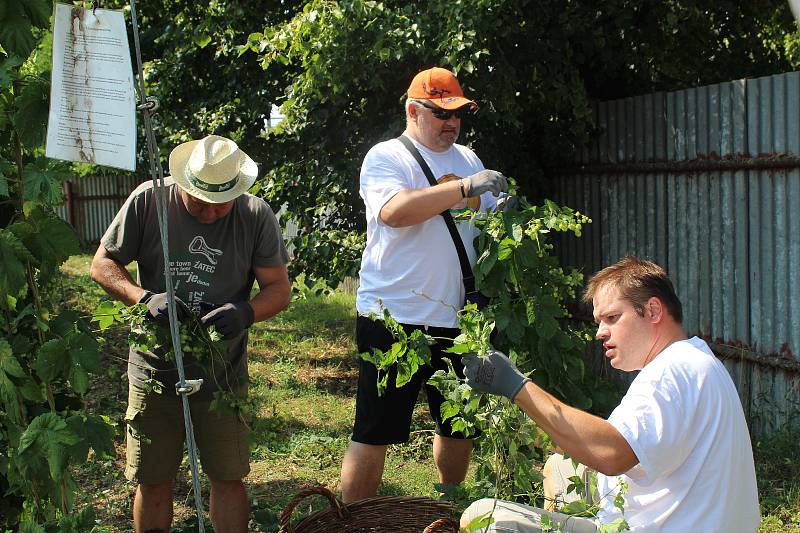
left=498, top=195, right=519, bottom=212
left=465, top=170, right=508, bottom=197
left=139, top=291, right=191, bottom=325
left=200, top=301, right=254, bottom=339
left=462, top=349, right=531, bottom=401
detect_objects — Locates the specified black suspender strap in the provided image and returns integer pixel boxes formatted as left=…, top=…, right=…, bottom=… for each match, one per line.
left=396, top=135, right=477, bottom=297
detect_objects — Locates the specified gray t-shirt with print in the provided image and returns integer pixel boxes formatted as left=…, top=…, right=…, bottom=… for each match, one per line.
left=101, top=178, right=289, bottom=398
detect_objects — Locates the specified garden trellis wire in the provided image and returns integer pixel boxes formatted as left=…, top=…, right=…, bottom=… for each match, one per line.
left=127, top=0, right=207, bottom=528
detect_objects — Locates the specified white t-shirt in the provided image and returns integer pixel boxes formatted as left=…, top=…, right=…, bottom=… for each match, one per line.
left=356, top=136, right=498, bottom=328
left=597, top=337, right=760, bottom=532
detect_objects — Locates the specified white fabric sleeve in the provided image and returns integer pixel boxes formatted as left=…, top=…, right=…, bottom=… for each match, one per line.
left=360, top=145, right=410, bottom=225
left=607, top=375, right=697, bottom=484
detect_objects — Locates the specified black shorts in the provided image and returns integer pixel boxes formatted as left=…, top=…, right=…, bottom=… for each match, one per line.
left=352, top=314, right=473, bottom=445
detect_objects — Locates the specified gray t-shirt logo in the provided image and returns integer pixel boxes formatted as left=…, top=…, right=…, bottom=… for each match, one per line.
left=189, top=235, right=223, bottom=265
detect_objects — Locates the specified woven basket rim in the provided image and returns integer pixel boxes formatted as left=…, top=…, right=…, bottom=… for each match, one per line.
left=279, top=485, right=457, bottom=533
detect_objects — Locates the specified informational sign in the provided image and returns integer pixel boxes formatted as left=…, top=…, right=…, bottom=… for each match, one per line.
left=45, top=4, right=136, bottom=171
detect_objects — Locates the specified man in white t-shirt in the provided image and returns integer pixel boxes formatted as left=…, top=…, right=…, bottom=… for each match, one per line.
left=460, top=256, right=760, bottom=532
left=339, top=67, right=509, bottom=502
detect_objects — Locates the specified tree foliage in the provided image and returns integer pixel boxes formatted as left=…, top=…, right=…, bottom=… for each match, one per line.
left=0, top=1, right=115, bottom=528
left=85, top=0, right=799, bottom=285
left=241, top=0, right=799, bottom=284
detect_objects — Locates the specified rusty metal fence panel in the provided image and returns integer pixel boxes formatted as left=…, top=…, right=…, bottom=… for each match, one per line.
left=552, top=71, right=800, bottom=436
left=56, top=174, right=144, bottom=246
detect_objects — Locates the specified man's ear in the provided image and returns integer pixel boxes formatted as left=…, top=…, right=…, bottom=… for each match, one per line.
left=406, top=101, right=418, bottom=121
left=647, top=297, right=663, bottom=323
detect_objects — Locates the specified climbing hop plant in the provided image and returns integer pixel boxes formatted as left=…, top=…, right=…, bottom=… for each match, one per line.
left=362, top=195, right=624, bottom=512
left=0, top=0, right=118, bottom=528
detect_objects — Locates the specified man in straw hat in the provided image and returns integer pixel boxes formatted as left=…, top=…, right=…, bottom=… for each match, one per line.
left=91, top=134, right=290, bottom=532
left=459, top=256, right=759, bottom=532
left=340, top=67, right=509, bottom=501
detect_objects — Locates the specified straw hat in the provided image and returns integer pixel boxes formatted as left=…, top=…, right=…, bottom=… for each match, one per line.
left=168, top=135, right=257, bottom=203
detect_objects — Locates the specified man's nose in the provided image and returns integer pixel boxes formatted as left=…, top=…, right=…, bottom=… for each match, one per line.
left=595, top=324, right=609, bottom=340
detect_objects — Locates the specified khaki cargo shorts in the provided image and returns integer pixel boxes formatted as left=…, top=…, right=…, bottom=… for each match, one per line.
left=124, top=382, right=250, bottom=484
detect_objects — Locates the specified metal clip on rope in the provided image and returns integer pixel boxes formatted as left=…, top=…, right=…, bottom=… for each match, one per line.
left=176, top=379, right=204, bottom=396
left=137, top=96, right=159, bottom=112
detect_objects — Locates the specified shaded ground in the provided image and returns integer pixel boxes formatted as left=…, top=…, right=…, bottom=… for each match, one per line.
left=63, top=255, right=800, bottom=532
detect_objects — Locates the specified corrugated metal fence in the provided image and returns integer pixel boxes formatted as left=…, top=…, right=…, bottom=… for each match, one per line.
left=57, top=176, right=299, bottom=249
left=551, top=71, right=800, bottom=437
left=56, top=174, right=145, bottom=246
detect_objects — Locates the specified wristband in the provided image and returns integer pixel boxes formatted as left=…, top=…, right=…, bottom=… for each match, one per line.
left=138, top=290, right=154, bottom=304
left=458, top=179, right=467, bottom=198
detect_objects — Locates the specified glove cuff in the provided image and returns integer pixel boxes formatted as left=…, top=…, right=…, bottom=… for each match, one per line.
left=508, top=377, right=531, bottom=402
left=238, top=301, right=255, bottom=328
left=138, top=290, right=154, bottom=304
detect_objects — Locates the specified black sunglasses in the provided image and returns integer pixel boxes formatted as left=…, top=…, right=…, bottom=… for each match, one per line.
left=415, top=100, right=472, bottom=120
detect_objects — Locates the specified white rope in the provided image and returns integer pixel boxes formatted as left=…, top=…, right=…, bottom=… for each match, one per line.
left=128, top=0, right=206, bottom=529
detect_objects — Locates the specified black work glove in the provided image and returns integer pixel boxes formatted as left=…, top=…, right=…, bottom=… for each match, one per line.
left=200, top=301, right=254, bottom=340
left=139, top=291, right=191, bottom=325
left=462, top=349, right=531, bottom=401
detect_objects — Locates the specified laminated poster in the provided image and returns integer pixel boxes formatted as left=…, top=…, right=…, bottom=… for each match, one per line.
left=45, top=3, right=136, bottom=171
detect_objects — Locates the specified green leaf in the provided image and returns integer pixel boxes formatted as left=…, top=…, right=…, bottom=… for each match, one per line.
left=22, top=0, right=50, bottom=28
left=496, top=237, right=518, bottom=260
left=525, top=298, right=537, bottom=325
left=20, top=208, right=80, bottom=274
left=18, top=522, right=46, bottom=533
left=0, top=339, right=26, bottom=424
left=0, top=55, right=23, bottom=90
left=65, top=413, right=116, bottom=461
left=461, top=512, right=494, bottom=532
left=68, top=331, right=100, bottom=373
left=12, top=76, right=49, bottom=149
left=34, top=338, right=69, bottom=383
left=91, top=300, right=126, bottom=330
left=0, top=339, right=25, bottom=379
left=475, top=246, right=497, bottom=278
left=0, top=230, right=32, bottom=296
left=18, top=378, right=44, bottom=402
left=0, top=1, right=35, bottom=59
left=561, top=499, right=589, bottom=516
left=51, top=309, right=82, bottom=337
left=22, top=158, right=68, bottom=204
left=444, top=343, right=472, bottom=354
left=439, top=400, right=460, bottom=421
left=17, top=412, right=80, bottom=481
left=58, top=508, right=97, bottom=531
left=535, top=314, right=559, bottom=341
left=512, top=223, right=524, bottom=242
left=193, top=34, right=212, bottom=48
left=70, top=366, right=89, bottom=394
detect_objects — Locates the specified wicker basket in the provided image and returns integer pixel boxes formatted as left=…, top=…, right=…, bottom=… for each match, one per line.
left=278, top=485, right=459, bottom=532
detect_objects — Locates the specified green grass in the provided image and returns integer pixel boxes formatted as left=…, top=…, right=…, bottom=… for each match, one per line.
left=755, top=428, right=800, bottom=533
left=64, top=255, right=449, bottom=531
left=61, top=254, right=800, bottom=531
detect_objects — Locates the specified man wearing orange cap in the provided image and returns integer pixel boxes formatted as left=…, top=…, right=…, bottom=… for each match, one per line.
left=91, top=135, right=291, bottom=532
left=340, top=67, right=509, bottom=501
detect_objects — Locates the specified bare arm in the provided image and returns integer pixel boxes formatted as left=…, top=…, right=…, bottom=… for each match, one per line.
left=514, top=382, right=637, bottom=476
left=379, top=179, right=464, bottom=228
left=90, top=245, right=145, bottom=305
left=249, top=264, right=291, bottom=323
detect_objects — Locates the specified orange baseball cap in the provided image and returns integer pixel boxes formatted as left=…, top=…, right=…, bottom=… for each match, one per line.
left=407, top=67, right=478, bottom=110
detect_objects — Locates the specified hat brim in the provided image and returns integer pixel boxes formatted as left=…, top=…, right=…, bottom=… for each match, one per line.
left=423, top=96, right=478, bottom=110
left=168, top=139, right=258, bottom=203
